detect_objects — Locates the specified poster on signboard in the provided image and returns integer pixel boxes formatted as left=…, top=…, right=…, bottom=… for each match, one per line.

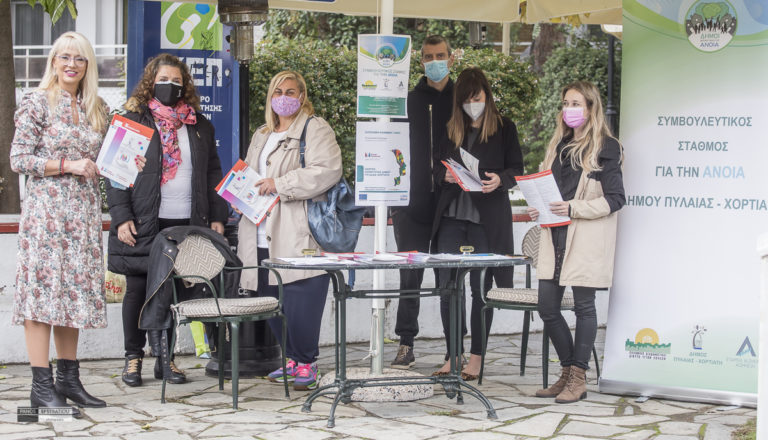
left=600, top=0, right=767, bottom=406
left=355, top=121, right=410, bottom=206
left=357, top=34, right=411, bottom=118
left=127, top=1, right=239, bottom=173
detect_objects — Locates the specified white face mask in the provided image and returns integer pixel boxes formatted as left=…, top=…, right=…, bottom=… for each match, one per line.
left=462, top=102, right=485, bottom=121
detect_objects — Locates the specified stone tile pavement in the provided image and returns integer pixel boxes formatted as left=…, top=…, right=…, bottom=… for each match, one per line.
left=0, top=329, right=756, bottom=439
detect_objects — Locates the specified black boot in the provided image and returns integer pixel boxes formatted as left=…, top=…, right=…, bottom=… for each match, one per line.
left=122, top=355, right=143, bottom=387
left=149, top=330, right=186, bottom=384
left=154, top=357, right=186, bottom=384
left=55, top=359, right=107, bottom=408
left=31, top=364, right=81, bottom=419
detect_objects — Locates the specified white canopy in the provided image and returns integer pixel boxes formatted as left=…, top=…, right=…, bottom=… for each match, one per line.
left=176, top=0, right=622, bottom=25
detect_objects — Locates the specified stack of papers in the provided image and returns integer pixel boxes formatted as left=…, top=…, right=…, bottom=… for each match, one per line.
left=216, top=160, right=279, bottom=225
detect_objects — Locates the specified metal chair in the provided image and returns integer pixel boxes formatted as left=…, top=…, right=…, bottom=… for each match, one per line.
left=479, top=225, right=600, bottom=387
left=164, top=234, right=289, bottom=409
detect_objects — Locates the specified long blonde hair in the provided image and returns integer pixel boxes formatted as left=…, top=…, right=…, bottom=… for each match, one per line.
left=542, top=81, right=620, bottom=173
left=38, top=31, right=107, bottom=133
left=446, top=67, right=502, bottom=148
left=261, top=71, right=314, bottom=133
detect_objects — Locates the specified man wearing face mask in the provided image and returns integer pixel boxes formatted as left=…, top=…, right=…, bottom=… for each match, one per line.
left=390, top=35, right=455, bottom=370
left=106, top=54, right=227, bottom=387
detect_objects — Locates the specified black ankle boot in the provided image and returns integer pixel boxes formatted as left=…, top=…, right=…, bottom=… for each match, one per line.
left=149, top=330, right=186, bottom=384
left=154, top=357, right=186, bottom=384
left=31, top=364, right=81, bottom=418
left=55, top=359, right=106, bottom=408
left=122, top=355, right=143, bottom=387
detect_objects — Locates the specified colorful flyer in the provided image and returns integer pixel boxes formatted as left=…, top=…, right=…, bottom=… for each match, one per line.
left=357, top=34, right=411, bottom=118
left=355, top=121, right=410, bottom=206
left=96, top=114, right=153, bottom=188
left=216, top=160, right=279, bottom=225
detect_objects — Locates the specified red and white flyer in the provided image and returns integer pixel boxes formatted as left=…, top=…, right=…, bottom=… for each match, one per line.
left=515, top=170, right=571, bottom=227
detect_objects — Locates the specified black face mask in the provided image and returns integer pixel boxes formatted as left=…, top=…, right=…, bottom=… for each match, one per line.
left=154, top=81, right=183, bottom=107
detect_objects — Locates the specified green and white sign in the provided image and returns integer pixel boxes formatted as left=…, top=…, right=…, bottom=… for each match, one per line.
left=357, top=34, right=411, bottom=118
left=600, top=0, right=768, bottom=405
left=161, top=2, right=223, bottom=51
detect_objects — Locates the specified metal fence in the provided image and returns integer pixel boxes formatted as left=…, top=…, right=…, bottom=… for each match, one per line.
left=13, top=44, right=127, bottom=89
left=14, top=44, right=128, bottom=111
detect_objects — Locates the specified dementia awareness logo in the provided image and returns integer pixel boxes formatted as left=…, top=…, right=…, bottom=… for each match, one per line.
left=685, top=1, right=737, bottom=52
left=161, top=2, right=223, bottom=51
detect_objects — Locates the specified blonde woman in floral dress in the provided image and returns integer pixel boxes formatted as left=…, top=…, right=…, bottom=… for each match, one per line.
left=10, top=32, right=128, bottom=415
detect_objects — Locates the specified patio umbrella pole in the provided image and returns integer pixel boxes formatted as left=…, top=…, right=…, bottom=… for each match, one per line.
left=370, top=0, right=395, bottom=376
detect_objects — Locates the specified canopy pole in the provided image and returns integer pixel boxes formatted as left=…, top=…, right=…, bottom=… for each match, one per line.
left=502, top=22, right=510, bottom=56
left=370, top=0, right=394, bottom=376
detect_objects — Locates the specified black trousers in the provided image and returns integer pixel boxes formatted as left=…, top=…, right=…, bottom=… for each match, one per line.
left=392, top=210, right=433, bottom=347
left=121, top=218, right=188, bottom=357
left=537, top=280, right=597, bottom=370
left=256, top=247, right=330, bottom=364
left=436, top=217, right=513, bottom=357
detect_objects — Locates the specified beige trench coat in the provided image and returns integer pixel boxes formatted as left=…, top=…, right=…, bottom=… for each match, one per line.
left=537, top=170, right=619, bottom=288
left=238, top=111, right=342, bottom=288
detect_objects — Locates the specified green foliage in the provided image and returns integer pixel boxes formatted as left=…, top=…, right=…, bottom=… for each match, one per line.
left=518, top=37, right=622, bottom=172
left=248, top=39, right=538, bottom=184
left=263, top=10, right=471, bottom=50
left=25, top=0, right=76, bottom=24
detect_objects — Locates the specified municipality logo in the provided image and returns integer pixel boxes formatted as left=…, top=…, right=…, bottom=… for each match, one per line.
left=685, top=1, right=737, bottom=52
left=161, top=2, right=223, bottom=51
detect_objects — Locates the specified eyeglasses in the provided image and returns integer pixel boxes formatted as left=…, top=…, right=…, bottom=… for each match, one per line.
left=56, top=55, right=88, bottom=67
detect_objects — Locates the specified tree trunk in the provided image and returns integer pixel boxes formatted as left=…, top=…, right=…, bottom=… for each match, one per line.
left=531, top=23, right=566, bottom=74
left=0, top=0, right=20, bottom=214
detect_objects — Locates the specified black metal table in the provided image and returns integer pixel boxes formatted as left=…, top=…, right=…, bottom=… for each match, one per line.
left=263, top=255, right=529, bottom=428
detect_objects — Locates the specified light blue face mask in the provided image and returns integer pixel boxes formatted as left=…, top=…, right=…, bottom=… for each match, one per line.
left=424, top=60, right=450, bottom=82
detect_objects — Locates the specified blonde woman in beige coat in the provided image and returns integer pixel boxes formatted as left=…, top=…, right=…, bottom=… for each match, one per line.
left=237, top=71, right=342, bottom=391
left=527, top=81, right=625, bottom=404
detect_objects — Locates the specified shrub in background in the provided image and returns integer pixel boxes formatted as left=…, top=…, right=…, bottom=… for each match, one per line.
left=248, top=39, right=538, bottom=183
left=519, top=38, right=622, bottom=172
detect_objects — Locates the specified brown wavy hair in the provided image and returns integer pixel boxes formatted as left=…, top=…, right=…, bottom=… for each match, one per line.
left=124, top=53, right=201, bottom=112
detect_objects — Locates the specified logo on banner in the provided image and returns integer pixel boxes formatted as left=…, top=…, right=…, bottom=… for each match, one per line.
left=685, top=1, right=737, bottom=52
left=691, top=324, right=707, bottom=350
left=625, top=328, right=671, bottom=360
left=736, top=336, right=756, bottom=357
left=361, top=80, right=377, bottom=90
left=161, top=2, right=223, bottom=51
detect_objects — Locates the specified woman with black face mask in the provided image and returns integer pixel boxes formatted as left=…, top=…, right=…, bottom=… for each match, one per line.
left=106, top=53, right=228, bottom=387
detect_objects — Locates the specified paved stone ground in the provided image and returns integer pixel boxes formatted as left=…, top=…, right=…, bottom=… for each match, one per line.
left=0, top=329, right=756, bottom=439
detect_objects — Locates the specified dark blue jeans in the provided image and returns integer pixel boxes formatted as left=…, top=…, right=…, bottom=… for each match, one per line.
left=537, top=279, right=596, bottom=370
left=256, top=247, right=330, bottom=364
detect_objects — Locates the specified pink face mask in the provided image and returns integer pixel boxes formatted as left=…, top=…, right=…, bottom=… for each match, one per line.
left=563, top=107, right=587, bottom=128
left=271, top=95, right=301, bottom=117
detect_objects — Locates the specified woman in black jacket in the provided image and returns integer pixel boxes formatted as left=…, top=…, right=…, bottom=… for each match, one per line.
left=106, top=53, right=228, bottom=387
left=431, top=67, right=524, bottom=379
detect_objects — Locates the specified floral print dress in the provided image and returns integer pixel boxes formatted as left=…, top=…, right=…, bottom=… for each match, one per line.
left=10, top=89, right=107, bottom=329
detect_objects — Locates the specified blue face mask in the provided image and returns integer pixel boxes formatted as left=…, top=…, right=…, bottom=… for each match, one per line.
left=424, top=60, right=450, bottom=83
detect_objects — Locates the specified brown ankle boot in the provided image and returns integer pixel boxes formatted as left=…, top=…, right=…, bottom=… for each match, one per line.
left=555, top=366, right=587, bottom=403
left=535, top=366, right=571, bottom=398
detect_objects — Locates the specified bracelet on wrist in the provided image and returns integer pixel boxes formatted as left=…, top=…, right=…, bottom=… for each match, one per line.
left=59, top=158, right=65, bottom=175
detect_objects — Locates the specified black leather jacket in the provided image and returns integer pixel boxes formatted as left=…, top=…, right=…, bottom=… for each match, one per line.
left=138, top=226, right=241, bottom=330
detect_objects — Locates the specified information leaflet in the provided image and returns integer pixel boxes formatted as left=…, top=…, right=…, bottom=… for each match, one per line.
left=355, top=121, right=410, bottom=206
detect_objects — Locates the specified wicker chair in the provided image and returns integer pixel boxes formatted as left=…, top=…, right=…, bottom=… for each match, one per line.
left=164, top=234, right=288, bottom=409
left=479, top=225, right=600, bottom=387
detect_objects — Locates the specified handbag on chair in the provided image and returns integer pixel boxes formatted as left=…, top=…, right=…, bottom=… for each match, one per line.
left=298, top=117, right=365, bottom=253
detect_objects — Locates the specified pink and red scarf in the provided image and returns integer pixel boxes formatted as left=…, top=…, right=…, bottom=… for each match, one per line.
left=148, top=98, right=197, bottom=185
